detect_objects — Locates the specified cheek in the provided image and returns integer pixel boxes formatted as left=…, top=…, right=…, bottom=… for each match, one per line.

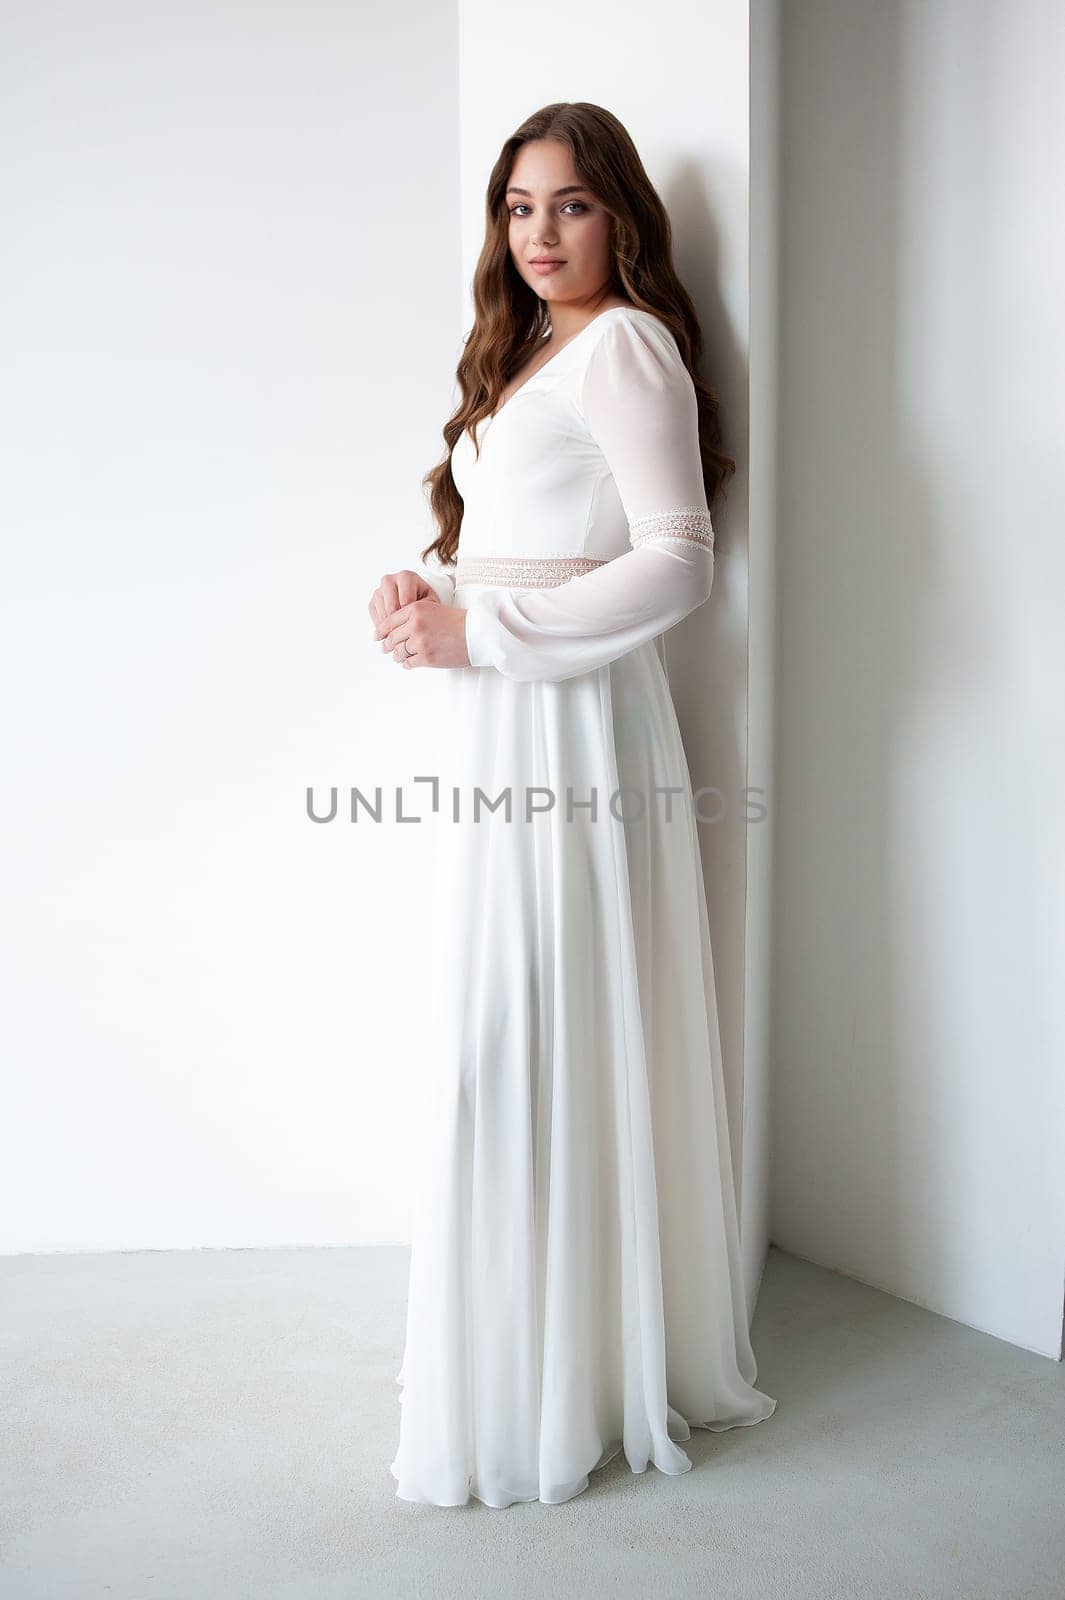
left=565, top=216, right=611, bottom=268
left=587, top=215, right=613, bottom=258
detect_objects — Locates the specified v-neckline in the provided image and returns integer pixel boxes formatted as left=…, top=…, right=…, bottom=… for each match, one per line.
left=486, top=304, right=635, bottom=426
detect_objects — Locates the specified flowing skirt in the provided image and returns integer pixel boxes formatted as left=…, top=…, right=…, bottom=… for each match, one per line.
left=390, top=631, right=776, bottom=1508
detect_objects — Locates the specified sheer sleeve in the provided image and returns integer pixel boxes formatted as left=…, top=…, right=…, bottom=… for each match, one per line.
left=462, top=314, right=715, bottom=683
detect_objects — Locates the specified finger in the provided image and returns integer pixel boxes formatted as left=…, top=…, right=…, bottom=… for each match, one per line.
left=378, top=573, right=400, bottom=620
left=396, top=570, right=423, bottom=609
left=378, top=600, right=416, bottom=647
left=369, top=598, right=391, bottom=643
left=380, top=619, right=410, bottom=653
left=383, top=617, right=418, bottom=665
left=372, top=593, right=403, bottom=643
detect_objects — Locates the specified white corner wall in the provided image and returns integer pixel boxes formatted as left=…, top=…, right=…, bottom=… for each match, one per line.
left=769, top=0, right=1065, bottom=1358
left=14, top=0, right=1052, bottom=1369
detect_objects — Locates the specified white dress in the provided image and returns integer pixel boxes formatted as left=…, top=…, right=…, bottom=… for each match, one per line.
left=390, top=305, right=776, bottom=1509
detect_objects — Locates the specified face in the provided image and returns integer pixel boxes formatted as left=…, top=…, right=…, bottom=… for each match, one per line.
left=505, top=139, right=616, bottom=309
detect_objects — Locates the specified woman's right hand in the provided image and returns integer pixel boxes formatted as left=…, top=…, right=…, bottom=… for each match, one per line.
left=368, top=570, right=440, bottom=639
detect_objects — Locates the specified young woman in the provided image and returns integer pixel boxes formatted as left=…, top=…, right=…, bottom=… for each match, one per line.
left=369, top=101, right=776, bottom=1509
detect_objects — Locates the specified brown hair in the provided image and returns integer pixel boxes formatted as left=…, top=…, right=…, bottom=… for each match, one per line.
left=420, top=101, right=736, bottom=569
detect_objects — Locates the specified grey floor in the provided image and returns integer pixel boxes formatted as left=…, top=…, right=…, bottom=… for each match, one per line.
left=1, top=1245, right=1062, bottom=1600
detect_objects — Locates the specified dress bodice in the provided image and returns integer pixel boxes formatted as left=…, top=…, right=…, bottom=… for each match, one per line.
left=450, top=307, right=685, bottom=584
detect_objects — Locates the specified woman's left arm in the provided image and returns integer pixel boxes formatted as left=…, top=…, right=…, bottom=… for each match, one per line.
left=462, top=314, right=715, bottom=684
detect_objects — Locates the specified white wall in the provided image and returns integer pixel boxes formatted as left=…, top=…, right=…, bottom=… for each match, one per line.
left=0, top=0, right=460, bottom=1249
left=1, top=1, right=772, bottom=1295
left=747, top=0, right=781, bottom=1310
left=2, top=3, right=770, bottom=1286
left=7, top=0, right=1057, bottom=1371
left=456, top=0, right=770, bottom=1306
left=769, top=0, right=1065, bottom=1357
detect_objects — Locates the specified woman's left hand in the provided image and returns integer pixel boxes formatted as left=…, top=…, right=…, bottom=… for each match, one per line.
left=375, top=595, right=471, bottom=670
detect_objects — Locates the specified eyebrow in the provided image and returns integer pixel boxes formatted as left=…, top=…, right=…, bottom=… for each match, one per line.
left=505, top=185, right=590, bottom=198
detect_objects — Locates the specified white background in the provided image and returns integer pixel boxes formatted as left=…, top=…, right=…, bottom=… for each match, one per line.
left=0, top=0, right=462, bottom=1251
left=1, top=0, right=1060, bottom=1361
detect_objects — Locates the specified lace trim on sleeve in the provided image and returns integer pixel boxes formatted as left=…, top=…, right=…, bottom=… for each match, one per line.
left=629, top=506, right=715, bottom=551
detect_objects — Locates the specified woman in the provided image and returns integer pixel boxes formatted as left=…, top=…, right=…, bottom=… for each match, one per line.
left=369, top=102, right=776, bottom=1509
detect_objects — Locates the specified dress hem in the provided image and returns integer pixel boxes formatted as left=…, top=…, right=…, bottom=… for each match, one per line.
left=388, top=1394, right=776, bottom=1510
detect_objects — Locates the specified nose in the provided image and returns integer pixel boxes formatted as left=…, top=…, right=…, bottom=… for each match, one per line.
left=531, top=215, right=558, bottom=248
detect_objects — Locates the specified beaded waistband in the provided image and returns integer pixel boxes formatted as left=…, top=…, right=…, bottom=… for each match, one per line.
left=455, top=554, right=608, bottom=589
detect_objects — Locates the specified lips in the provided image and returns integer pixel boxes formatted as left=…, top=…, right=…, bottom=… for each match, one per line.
left=530, top=258, right=565, bottom=265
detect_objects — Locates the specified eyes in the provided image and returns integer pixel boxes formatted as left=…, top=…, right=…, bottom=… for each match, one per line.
left=508, top=201, right=589, bottom=218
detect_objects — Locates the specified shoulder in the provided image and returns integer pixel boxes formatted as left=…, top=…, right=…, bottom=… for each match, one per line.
left=585, top=304, right=682, bottom=357
left=576, top=306, right=693, bottom=417
left=582, top=306, right=687, bottom=383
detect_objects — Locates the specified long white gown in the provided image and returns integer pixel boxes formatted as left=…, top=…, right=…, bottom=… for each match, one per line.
left=389, top=304, right=776, bottom=1509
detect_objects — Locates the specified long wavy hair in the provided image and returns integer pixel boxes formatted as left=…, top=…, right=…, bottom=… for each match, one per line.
left=420, top=102, right=736, bottom=570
